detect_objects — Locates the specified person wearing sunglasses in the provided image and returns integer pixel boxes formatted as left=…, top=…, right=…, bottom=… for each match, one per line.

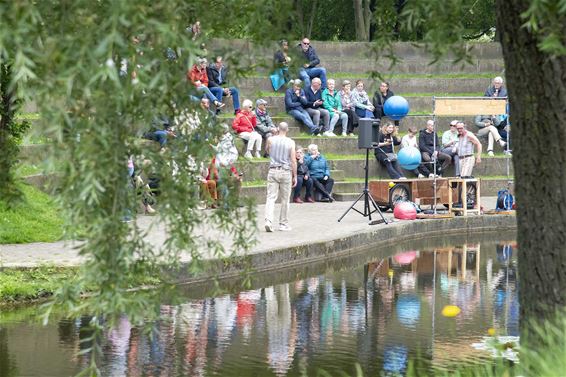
left=297, top=38, right=327, bottom=90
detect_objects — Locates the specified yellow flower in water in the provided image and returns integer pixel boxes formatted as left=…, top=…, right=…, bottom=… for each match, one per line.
left=488, top=328, right=496, bottom=336
left=388, top=269, right=394, bottom=278
left=441, top=305, right=461, bottom=317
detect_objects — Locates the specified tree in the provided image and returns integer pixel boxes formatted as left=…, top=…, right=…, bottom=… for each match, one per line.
left=354, top=0, right=373, bottom=41
left=0, top=1, right=289, bottom=374
left=394, top=0, right=566, bottom=356
left=0, top=59, right=30, bottom=205
left=495, top=0, right=566, bottom=345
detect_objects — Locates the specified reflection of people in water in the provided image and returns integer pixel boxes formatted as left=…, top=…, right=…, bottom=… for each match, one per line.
left=492, top=243, right=519, bottom=336
left=236, top=289, right=261, bottom=341
left=265, top=284, right=297, bottom=377
left=211, top=295, right=237, bottom=368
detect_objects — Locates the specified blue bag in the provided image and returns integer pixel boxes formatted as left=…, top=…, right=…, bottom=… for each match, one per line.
left=496, top=189, right=514, bottom=211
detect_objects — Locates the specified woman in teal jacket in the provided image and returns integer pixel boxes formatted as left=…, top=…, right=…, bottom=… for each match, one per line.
left=322, top=79, right=349, bottom=136
left=304, top=144, right=335, bottom=202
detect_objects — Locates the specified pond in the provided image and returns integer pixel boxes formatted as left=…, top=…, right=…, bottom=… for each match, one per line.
left=0, top=233, right=518, bottom=377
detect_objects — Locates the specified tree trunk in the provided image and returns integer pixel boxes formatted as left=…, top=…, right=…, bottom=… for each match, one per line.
left=495, top=0, right=566, bottom=343
left=354, top=0, right=368, bottom=41
left=306, top=0, right=319, bottom=38
left=363, top=0, right=372, bottom=42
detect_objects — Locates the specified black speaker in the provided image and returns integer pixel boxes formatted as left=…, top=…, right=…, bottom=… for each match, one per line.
left=358, top=118, right=380, bottom=149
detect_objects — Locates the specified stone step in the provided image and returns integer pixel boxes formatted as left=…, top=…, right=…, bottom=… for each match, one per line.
left=235, top=77, right=495, bottom=94
left=236, top=156, right=512, bottom=181
left=241, top=177, right=513, bottom=202
left=221, top=95, right=481, bottom=114
left=208, top=39, right=503, bottom=61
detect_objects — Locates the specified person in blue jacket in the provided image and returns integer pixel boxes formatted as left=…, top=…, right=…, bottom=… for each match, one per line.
left=305, top=144, right=334, bottom=202
left=285, top=79, right=321, bottom=135
left=297, top=38, right=327, bottom=89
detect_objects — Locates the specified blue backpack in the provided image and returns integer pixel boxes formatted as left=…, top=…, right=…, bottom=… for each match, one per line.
left=496, top=189, right=514, bottom=211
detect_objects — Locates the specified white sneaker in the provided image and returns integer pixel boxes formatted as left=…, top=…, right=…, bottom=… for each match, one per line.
left=323, top=131, right=332, bottom=137
left=342, top=132, right=347, bottom=136
left=398, top=177, right=407, bottom=180
left=499, top=139, right=507, bottom=148
left=279, top=224, right=292, bottom=231
left=265, top=223, right=273, bottom=232
left=487, top=151, right=494, bottom=157
left=328, top=131, right=337, bottom=137
left=254, top=151, right=261, bottom=158
left=429, top=173, right=435, bottom=178
left=317, top=133, right=323, bottom=137
left=244, top=151, right=253, bottom=159
left=418, top=174, right=425, bottom=178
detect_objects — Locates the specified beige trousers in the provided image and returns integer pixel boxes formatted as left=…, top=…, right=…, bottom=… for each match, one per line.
left=265, top=168, right=292, bottom=227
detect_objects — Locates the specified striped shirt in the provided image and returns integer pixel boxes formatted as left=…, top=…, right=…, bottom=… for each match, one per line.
left=269, top=135, right=294, bottom=170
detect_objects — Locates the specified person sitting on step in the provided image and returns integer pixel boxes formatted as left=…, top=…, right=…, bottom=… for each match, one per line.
left=293, top=146, right=314, bottom=203
left=401, top=126, right=428, bottom=178
left=297, top=37, right=328, bottom=89
left=375, top=123, right=406, bottom=179
left=304, top=144, right=335, bottom=202
left=322, top=78, right=349, bottom=136
left=419, top=120, right=451, bottom=177
left=338, top=80, right=359, bottom=135
left=207, top=56, right=241, bottom=114
left=473, top=115, right=507, bottom=156
left=372, top=81, right=399, bottom=126
left=232, top=99, right=263, bottom=158
left=285, top=79, right=320, bottom=135
left=304, top=77, right=331, bottom=136
left=351, top=80, right=375, bottom=119
left=254, top=98, right=278, bottom=157
left=441, top=120, right=460, bottom=176
left=187, top=57, right=225, bottom=112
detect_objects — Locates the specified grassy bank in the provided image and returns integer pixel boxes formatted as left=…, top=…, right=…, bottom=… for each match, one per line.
left=0, top=266, right=77, bottom=305
left=0, top=183, right=63, bottom=244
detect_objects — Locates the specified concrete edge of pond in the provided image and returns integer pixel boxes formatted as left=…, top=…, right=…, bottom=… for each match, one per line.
left=175, top=214, right=517, bottom=284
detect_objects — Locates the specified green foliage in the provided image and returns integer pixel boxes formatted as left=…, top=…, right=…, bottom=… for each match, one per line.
left=522, top=0, right=566, bottom=55
left=0, top=2, right=288, bottom=374
left=0, top=61, right=31, bottom=205
left=0, top=184, right=63, bottom=244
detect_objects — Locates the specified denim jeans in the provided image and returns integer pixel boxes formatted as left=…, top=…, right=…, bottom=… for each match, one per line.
left=196, top=86, right=222, bottom=103
left=329, top=111, right=348, bottom=133
left=223, top=87, right=240, bottom=111
left=293, top=175, right=314, bottom=199
left=288, top=108, right=317, bottom=133
left=147, top=130, right=168, bottom=146
left=298, top=67, right=327, bottom=89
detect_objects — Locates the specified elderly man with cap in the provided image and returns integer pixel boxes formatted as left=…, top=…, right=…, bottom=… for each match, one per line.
left=441, top=120, right=461, bottom=176
left=255, top=98, right=278, bottom=157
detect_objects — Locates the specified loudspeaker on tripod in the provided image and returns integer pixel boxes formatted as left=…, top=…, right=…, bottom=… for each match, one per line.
left=358, top=118, right=381, bottom=149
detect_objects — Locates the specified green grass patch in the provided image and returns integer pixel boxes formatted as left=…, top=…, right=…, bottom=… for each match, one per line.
left=0, top=184, right=63, bottom=244
left=16, top=112, right=40, bottom=120
left=0, top=266, right=77, bottom=304
left=0, top=265, right=164, bottom=305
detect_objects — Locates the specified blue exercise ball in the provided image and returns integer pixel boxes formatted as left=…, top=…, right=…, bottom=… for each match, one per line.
left=398, top=146, right=421, bottom=170
left=384, top=96, right=410, bottom=120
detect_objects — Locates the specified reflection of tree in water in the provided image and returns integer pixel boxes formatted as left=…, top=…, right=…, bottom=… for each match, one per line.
left=0, top=327, right=19, bottom=377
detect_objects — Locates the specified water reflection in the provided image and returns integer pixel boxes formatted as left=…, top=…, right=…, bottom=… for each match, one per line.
left=0, top=241, right=519, bottom=376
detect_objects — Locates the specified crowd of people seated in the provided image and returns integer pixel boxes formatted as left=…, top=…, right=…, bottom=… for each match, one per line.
left=134, top=30, right=510, bottom=214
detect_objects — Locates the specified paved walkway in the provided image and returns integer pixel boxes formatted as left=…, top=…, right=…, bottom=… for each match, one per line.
left=0, top=197, right=499, bottom=268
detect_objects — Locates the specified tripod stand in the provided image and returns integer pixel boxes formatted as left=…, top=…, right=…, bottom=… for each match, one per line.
left=338, top=148, right=388, bottom=225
